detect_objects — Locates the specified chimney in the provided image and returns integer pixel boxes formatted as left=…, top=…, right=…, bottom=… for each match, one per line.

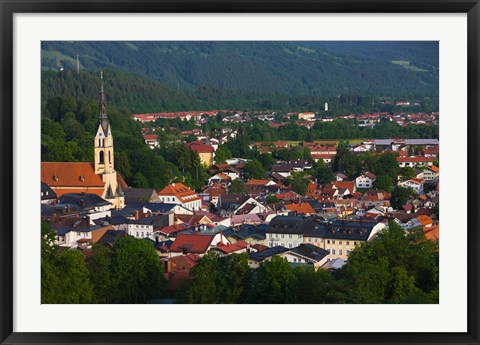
left=134, top=210, right=139, bottom=221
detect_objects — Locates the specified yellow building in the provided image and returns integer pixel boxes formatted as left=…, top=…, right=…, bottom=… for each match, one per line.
left=298, top=112, right=315, bottom=121
left=303, top=221, right=386, bottom=260
left=187, top=143, right=215, bottom=167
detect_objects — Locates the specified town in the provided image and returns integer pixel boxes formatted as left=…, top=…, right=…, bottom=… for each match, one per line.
left=41, top=76, right=439, bottom=304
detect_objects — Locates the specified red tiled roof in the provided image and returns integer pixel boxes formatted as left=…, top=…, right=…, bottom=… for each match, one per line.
left=429, top=165, right=440, bottom=173
left=285, top=203, right=315, bottom=215
left=417, top=215, right=433, bottom=226
left=157, top=183, right=201, bottom=203
left=397, top=156, right=435, bottom=163
left=423, top=225, right=439, bottom=241
left=216, top=241, right=248, bottom=254
left=143, top=134, right=158, bottom=141
left=334, top=181, right=355, bottom=192
left=176, top=214, right=212, bottom=226
left=169, top=233, right=218, bottom=254
left=156, top=223, right=191, bottom=235
left=42, top=162, right=104, bottom=187
left=187, top=143, right=214, bottom=153
left=246, top=179, right=272, bottom=185
left=251, top=244, right=269, bottom=252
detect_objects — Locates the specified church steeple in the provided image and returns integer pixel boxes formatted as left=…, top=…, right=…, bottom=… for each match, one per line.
left=94, top=70, right=114, bottom=175
left=98, top=70, right=109, bottom=134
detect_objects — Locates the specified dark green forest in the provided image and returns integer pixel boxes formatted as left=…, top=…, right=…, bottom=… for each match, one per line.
left=42, top=69, right=439, bottom=115
left=42, top=41, right=438, bottom=99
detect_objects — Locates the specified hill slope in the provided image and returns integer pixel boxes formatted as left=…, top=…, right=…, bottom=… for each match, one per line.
left=41, top=41, right=438, bottom=98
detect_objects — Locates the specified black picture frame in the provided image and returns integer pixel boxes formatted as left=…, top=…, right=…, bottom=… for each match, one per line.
left=1, top=1, right=479, bottom=344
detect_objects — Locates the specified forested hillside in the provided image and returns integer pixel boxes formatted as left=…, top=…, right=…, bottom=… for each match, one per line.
left=42, top=69, right=439, bottom=115
left=42, top=41, right=438, bottom=98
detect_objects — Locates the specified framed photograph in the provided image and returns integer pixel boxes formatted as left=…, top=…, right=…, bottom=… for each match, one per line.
left=1, top=1, right=479, bottom=344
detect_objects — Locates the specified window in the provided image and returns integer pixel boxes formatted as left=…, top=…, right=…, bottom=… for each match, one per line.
left=298, top=234, right=302, bottom=239
left=281, top=234, right=284, bottom=238
left=141, top=232, right=144, bottom=238
left=289, top=243, right=292, bottom=248
left=332, top=249, right=336, bottom=255
left=346, top=241, right=350, bottom=245
left=308, top=237, right=312, bottom=243
left=77, top=232, right=81, bottom=236
left=327, top=240, right=330, bottom=244
left=332, top=240, right=335, bottom=244
left=99, top=151, right=104, bottom=164
left=339, top=241, right=342, bottom=245
left=339, top=249, right=343, bottom=255
left=289, top=234, right=292, bottom=238
left=269, top=233, right=272, bottom=238
left=347, top=250, right=350, bottom=255
left=354, top=241, right=357, bottom=245
left=136, top=232, right=139, bottom=237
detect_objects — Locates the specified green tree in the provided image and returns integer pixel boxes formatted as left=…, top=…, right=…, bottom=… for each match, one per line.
left=109, top=236, right=166, bottom=303
left=258, top=153, right=275, bottom=172
left=337, top=222, right=438, bottom=304
left=88, top=244, right=113, bottom=303
left=132, top=172, right=149, bottom=188
left=214, top=145, right=232, bottom=164
left=230, top=179, right=246, bottom=194
left=373, top=175, right=394, bottom=192
left=401, top=167, right=417, bottom=181
left=314, top=160, right=335, bottom=184
left=176, top=252, right=251, bottom=304
left=248, top=256, right=297, bottom=304
left=244, top=159, right=265, bottom=179
left=41, top=223, right=94, bottom=304
left=291, top=175, right=309, bottom=196
left=391, top=186, right=416, bottom=208
left=266, top=194, right=280, bottom=204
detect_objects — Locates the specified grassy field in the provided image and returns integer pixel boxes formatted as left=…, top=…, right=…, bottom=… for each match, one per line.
left=391, top=60, right=428, bottom=72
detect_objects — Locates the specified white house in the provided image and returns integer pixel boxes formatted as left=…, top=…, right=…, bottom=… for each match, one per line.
left=355, top=172, right=377, bottom=189
left=157, top=183, right=202, bottom=211
left=398, top=178, right=424, bottom=194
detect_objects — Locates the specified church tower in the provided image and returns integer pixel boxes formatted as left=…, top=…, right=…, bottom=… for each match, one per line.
left=93, top=71, right=124, bottom=209
left=94, top=70, right=114, bottom=175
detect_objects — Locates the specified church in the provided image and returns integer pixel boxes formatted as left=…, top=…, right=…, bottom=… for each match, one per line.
left=41, top=72, right=125, bottom=209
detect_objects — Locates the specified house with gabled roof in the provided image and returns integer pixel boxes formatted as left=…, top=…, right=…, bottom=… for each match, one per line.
left=157, top=183, right=202, bottom=211
left=211, top=240, right=249, bottom=256
left=124, top=188, right=160, bottom=205
left=284, top=203, right=316, bottom=216
left=398, top=178, right=425, bottom=194
left=208, top=173, right=231, bottom=187
left=41, top=182, right=57, bottom=204
left=168, top=232, right=229, bottom=257
left=278, top=243, right=330, bottom=271
left=355, top=172, right=376, bottom=189
left=248, top=246, right=289, bottom=268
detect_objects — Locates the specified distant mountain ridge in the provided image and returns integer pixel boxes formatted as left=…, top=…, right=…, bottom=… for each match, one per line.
left=41, top=41, right=439, bottom=98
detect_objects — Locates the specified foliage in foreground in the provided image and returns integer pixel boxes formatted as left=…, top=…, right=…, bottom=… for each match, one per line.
left=41, top=223, right=166, bottom=304
left=176, top=222, right=438, bottom=304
